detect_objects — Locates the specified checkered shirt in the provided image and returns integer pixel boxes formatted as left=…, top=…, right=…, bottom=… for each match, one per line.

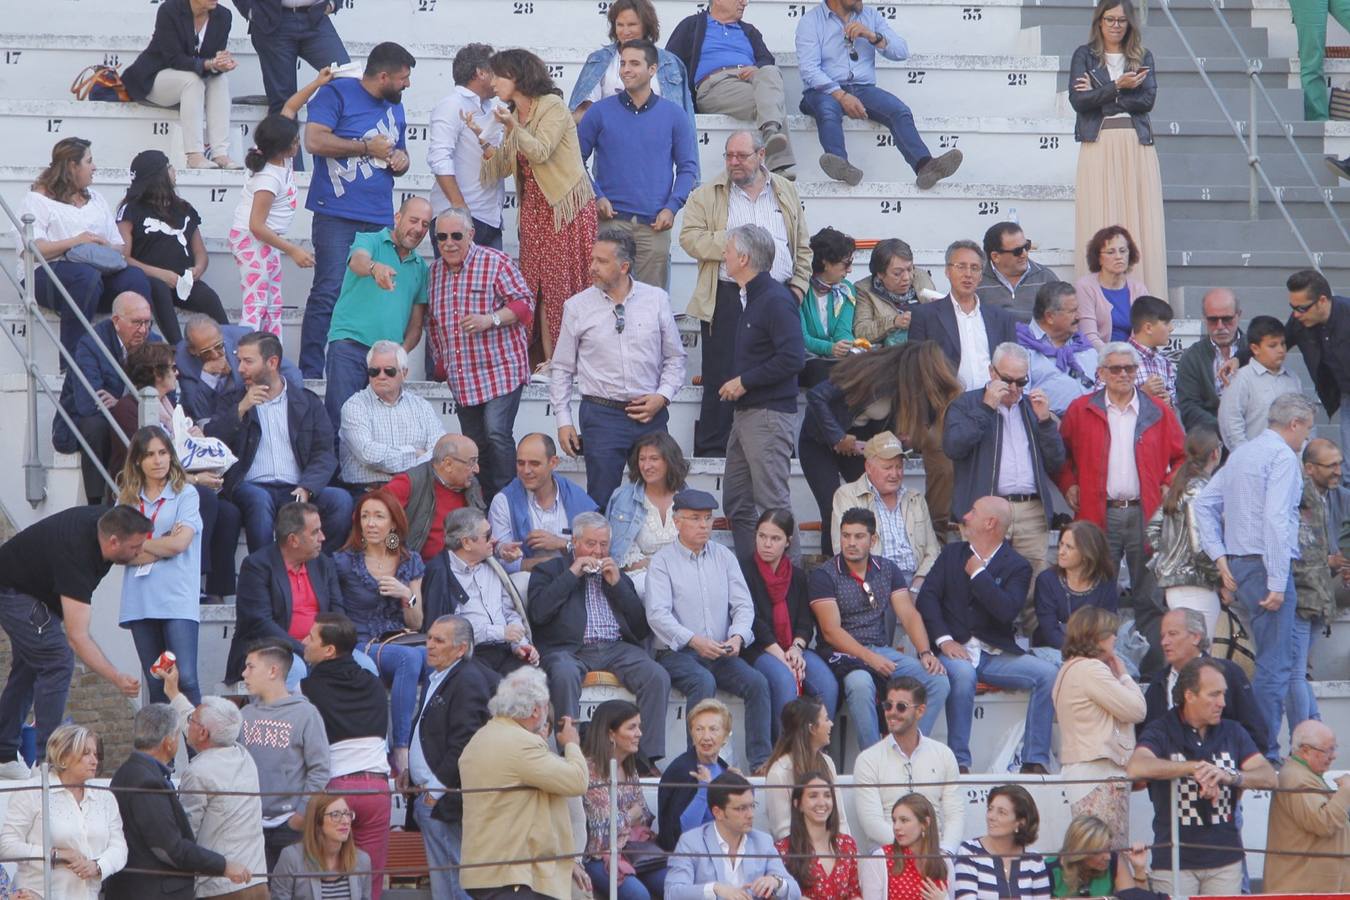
left=869, top=482, right=917, bottom=573
left=582, top=574, right=622, bottom=644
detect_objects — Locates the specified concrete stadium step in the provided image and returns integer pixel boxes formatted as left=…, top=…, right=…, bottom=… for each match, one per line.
left=1166, top=217, right=1350, bottom=253
left=1021, top=0, right=1257, bottom=29
left=1150, top=85, right=1305, bottom=119
left=1165, top=248, right=1350, bottom=286
left=1160, top=150, right=1339, bottom=185
left=0, top=35, right=1066, bottom=119
left=1031, top=23, right=1270, bottom=58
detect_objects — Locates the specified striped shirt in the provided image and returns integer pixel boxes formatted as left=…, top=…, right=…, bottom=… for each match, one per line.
left=953, top=838, right=1052, bottom=899
left=427, top=245, right=535, bottom=407
left=244, top=385, right=301, bottom=485
left=319, top=878, right=352, bottom=899
left=719, top=170, right=794, bottom=284
left=339, top=386, right=447, bottom=485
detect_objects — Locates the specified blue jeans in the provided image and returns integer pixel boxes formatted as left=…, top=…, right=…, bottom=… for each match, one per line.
left=232, top=481, right=354, bottom=553
left=324, top=338, right=372, bottom=435
left=660, top=647, right=773, bottom=769
left=942, top=649, right=1058, bottom=767
left=34, top=261, right=152, bottom=363
left=364, top=639, right=428, bottom=748
left=287, top=650, right=378, bottom=693
left=250, top=7, right=350, bottom=115
left=1292, top=615, right=1321, bottom=729
left=799, top=83, right=932, bottom=173
left=0, top=590, right=75, bottom=762
left=302, top=214, right=383, bottom=377
left=585, top=859, right=667, bottom=900
left=456, top=384, right=523, bottom=502
left=843, top=646, right=949, bottom=750
left=752, top=648, right=839, bottom=741
left=127, top=618, right=201, bottom=706
left=578, top=400, right=671, bottom=510
left=413, top=796, right=468, bottom=900
left=1229, top=557, right=1302, bottom=745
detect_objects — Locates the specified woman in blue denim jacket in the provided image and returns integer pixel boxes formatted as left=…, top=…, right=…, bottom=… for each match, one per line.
left=606, top=431, right=688, bottom=594
left=568, top=0, right=695, bottom=128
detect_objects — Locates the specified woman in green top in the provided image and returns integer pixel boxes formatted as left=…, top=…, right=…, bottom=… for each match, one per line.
left=799, top=227, right=857, bottom=389
left=1047, top=815, right=1152, bottom=897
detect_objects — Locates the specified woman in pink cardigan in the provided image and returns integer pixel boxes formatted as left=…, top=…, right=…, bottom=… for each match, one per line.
left=1074, top=225, right=1150, bottom=349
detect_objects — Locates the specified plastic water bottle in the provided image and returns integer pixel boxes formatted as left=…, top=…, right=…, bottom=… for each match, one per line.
left=1007, top=206, right=1019, bottom=224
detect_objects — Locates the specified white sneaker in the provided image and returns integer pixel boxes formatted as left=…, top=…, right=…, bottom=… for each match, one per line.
left=0, top=758, right=32, bottom=779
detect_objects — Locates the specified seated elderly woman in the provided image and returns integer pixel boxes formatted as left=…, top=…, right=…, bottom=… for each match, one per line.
left=657, top=698, right=734, bottom=852
left=800, top=227, right=859, bottom=389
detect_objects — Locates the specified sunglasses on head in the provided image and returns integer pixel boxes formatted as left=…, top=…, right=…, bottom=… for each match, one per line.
left=367, top=366, right=399, bottom=378
left=436, top=231, right=467, bottom=242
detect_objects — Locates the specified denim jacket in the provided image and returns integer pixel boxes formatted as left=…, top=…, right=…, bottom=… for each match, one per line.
left=1068, top=44, right=1155, bottom=146
left=606, top=480, right=648, bottom=564
left=569, top=44, right=696, bottom=130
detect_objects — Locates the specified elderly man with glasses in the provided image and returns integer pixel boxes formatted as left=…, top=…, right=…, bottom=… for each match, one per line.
left=175, top=315, right=302, bottom=426
left=1176, top=288, right=1248, bottom=431
left=1265, top=719, right=1350, bottom=893
left=425, top=207, right=535, bottom=502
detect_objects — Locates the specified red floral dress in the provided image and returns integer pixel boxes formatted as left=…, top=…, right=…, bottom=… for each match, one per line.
left=774, top=834, right=862, bottom=900
left=881, top=845, right=946, bottom=900
left=515, top=154, right=597, bottom=350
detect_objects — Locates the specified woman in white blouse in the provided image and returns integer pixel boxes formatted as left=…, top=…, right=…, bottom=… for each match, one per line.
left=0, top=724, right=127, bottom=897
left=20, top=138, right=152, bottom=359
left=605, top=432, right=688, bottom=595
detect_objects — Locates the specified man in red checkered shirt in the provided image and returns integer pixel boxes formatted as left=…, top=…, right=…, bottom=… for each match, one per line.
left=427, top=208, right=536, bottom=500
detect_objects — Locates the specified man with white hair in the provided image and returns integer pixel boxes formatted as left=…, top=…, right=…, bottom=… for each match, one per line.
left=460, top=667, right=588, bottom=900
left=163, top=666, right=268, bottom=899
left=338, top=339, right=447, bottom=493
left=1017, top=281, right=1098, bottom=415
left=1265, top=719, right=1350, bottom=892
left=1194, top=392, right=1317, bottom=747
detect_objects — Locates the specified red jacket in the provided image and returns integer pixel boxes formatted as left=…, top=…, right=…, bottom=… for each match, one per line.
left=1054, top=389, right=1185, bottom=529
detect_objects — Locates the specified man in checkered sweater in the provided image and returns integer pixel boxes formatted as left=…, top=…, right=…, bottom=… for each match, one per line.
left=1127, top=657, right=1277, bottom=896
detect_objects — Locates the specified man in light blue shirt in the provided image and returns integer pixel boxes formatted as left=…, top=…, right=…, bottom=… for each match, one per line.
left=794, top=0, right=962, bottom=188
left=1017, top=281, right=1098, bottom=415
left=1193, top=392, right=1315, bottom=747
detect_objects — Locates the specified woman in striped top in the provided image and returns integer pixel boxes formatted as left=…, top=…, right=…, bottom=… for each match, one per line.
left=953, top=785, right=1052, bottom=899
left=271, top=794, right=373, bottom=900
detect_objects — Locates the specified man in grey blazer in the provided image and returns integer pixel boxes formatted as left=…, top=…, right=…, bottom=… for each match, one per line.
left=666, top=772, right=801, bottom=900
left=909, top=239, right=1017, bottom=392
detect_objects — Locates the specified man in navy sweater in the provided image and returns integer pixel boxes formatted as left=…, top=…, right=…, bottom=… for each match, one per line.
left=718, top=224, right=806, bottom=560
left=579, top=39, right=700, bottom=288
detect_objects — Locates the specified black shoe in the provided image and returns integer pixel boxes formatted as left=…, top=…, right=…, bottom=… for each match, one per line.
left=958, top=765, right=971, bottom=775
left=1327, top=155, right=1350, bottom=181
left=1019, top=762, right=1049, bottom=775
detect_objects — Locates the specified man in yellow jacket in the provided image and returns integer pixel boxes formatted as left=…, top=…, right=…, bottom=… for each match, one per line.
left=1264, top=719, right=1350, bottom=892
left=460, top=667, right=589, bottom=900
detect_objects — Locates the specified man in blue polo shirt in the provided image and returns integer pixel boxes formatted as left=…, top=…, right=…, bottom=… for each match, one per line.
left=1127, top=657, right=1277, bottom=896
left=300, top=41, right=416, bottom=379
left=323, top=196, right=432, bottom=430
left=579, top=40, right=699, bottom=289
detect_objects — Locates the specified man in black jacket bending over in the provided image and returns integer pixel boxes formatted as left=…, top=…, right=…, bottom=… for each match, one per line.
left=105, top=704, right=251, bottom=899
left=528, top=510, right=670, bottom=763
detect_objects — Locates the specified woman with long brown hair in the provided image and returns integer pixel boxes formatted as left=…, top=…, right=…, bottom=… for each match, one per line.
left=1032, top=519, right=1119, bottom=654
left=777, top=773, right=861, bottom=900
left=764, top=696, right=848, bottom=839
left=471, top=49, right=598, bottom=360
left=860, top=793, right=946, bottom=900
left=271, top=794, right=373, bottom=899
left=800, top=340, right=962, bottom=551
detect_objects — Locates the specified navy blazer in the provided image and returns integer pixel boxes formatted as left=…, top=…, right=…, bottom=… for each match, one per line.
left=123, top=0, right=232, bottom=101
left=411, top=656, right=499, bottom=823
left=526, top=554, right=650, bottom=655
left=908, top=295, right=1017, bottom=377
left=916, top=540, right=1031, bottom=656
left=53, top=319, right=164, bottom=453
left=231, top=0, right=338, bottom=36
left=1142, top=655, right=1276, bottom=761
left=226, top=544, right=344, bottom=682
left=205, top=380, right=337, bottom=497
left=175, top=324, right=302, bottom=422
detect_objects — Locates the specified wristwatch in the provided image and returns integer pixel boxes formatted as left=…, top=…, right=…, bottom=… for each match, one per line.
left=491, top=311, right=502, bottom=328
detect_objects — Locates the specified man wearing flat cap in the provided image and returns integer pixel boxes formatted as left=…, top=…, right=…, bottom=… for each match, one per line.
left=646, top=489, right=773, bottom=770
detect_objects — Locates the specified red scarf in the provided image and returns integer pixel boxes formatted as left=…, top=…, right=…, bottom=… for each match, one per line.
left=755, top=554, right=794, bottom=649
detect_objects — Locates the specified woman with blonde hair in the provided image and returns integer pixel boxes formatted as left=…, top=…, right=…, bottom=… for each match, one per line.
left=1046, top=815, right=1121, bottom=897
left=270, top=794, right=372, bottom=899
left=860, top=793, right=946, bottom=900
left=1052, top=607, right=1145, bottom=842
left=0, top=724, right=127, bottom=897
left=657, top=698, right=734, bottom=851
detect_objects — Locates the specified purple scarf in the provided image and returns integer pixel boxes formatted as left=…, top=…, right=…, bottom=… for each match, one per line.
left=1016, top=322, right=1094, bottom=381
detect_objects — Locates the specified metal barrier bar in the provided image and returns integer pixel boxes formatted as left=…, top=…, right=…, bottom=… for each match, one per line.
left=21, top=214, right=43, bottom=507
left=609, top=757, right=619, bottom=900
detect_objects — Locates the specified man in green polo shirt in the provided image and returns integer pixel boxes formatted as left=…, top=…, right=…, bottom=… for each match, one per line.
left=324, top=196, right=433, bottom=428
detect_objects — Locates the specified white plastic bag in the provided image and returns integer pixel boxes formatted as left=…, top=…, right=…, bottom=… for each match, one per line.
left=171, top=406, right=237, bottom=472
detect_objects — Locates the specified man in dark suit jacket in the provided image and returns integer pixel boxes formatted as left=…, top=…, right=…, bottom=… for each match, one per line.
left=404, top=613, right=500, bottom=900
left=229, top=0, right=350, bottom=118
left=916, top=495, right=1057, bottom=774
left=52, top=291, right=162, bottom=501
left=1285, top=270, right=1350, bottom=480
left=528, top=510, right=670, bottom=762
left=1176, top=288, right=1248, bottom=431
left=105, top=704, right=248, bottom=899
left=226, top=501, right=343, bottom=684
left=909, top=240, right=1017, bottom=393
left=204, top=330, right=352, bottom=553
left=176, top=317, right=302, bottom=424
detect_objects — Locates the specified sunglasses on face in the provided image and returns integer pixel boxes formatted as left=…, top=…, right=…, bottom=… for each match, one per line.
left=1205, top=315, right=1237, bottom=325
left=1102, top=364, right=1139, bottom=376
left=993, top=369, right=1030, bottom=388
left=191, top=340, right=226, bottom=358
left=997, top=242, right=1032, bottom=257
left=367, top=366, right=399, bottom=378
left=882, top=700, right=917, bottom=712
left=1290, top=298, right=1320, bottom=314
left=436, top=231, right=467, bottom=242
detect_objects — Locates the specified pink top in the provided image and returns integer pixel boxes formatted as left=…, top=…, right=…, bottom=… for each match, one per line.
left=1073, top=273, right=1150, bottom=350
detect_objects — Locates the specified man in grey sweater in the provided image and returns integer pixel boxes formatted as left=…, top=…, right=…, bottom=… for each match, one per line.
left=239, top=641, right=332, bottom=871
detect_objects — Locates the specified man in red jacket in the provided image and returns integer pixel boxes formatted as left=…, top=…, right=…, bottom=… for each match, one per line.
left=1056, top=341, right=1185, bottom=670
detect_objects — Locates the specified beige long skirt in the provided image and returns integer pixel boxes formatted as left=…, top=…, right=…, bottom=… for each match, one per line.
left=1074, top=123, right=1168, bottom=302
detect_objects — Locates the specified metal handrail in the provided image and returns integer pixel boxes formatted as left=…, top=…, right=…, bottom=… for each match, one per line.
left=1154, top=0, right=1350, bottom=266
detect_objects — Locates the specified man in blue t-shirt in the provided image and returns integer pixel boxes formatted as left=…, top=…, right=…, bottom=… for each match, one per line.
left=300, top=41, right=415, bottom=379
left=1127, top=657, right=1277, bottom=896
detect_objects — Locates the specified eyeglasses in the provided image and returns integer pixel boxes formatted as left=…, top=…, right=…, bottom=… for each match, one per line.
left=1102, top=15, right=1130, bottom=26
left=992, top=369, right=1029, bottom=388
left=1290, top=297, right=1321, bottom=314
left=882, top=700, right=917, bottom=712
left=190, top=340, right=226, bottom=359
left=367, top=366, right=399, bottom=378
left=613, top=303, right=626, bottom=334
left=847, top=43, right=860, bottom=62
left=436, top=231, right=466, bottom=242
left=324, top=809, right=356, bottom=822
left=723, top=151, right=760, bottom=161
left=948, top=263, right=982, bottom=275
left=1305, top=744, right=1338, bottom=755
left=126, top=317, right=154, bottom=329
left=997, top=242, right=1032, bottom=257
left=1309, top=459, right=1343, bottom=469
left=1102, top=363, right=1139, bottom=375
left=1204, top=315, right=1237, bottom=325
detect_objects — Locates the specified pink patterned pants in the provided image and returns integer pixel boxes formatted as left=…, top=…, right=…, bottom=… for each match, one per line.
left=229, top=228, right=284, bottom=338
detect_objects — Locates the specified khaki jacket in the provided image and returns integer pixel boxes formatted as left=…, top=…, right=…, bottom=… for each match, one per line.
left=482, top=94, right=594, bottom=231
left=830, top=474, right=940, bottom=578
left=678, top=170, right=811, bottom=322
left=851, top=271, right=937, bottom=345
left=1050, top=656, right=1146, bottom=766
left=460, top=716, right=589, bottom=899
left=1264, top=758, right=1350, bottom=893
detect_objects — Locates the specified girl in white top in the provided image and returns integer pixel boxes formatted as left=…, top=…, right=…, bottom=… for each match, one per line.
left=229, top=69, right=329, bottom=336
left=0, top=724, right=127, bottom=898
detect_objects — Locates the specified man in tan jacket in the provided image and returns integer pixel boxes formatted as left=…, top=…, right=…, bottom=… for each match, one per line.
left=459, top=666, right=589, bottom=900
left=1265, top=719, right=1350, bottom=893
left=679, top=130, right=811, bottom=456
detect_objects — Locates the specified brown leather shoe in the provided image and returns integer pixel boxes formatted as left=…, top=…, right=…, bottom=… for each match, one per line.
left=1019, top=763, right=1049, bottom=775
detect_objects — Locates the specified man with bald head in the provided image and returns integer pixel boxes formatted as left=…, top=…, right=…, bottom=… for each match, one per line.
left=917, top=495, right=1057, bottom=773
left=53, top=290, right=164, bottom=502
left=1177, top=288, right=1248, bottom=431
left=175, top=314, right=302, bottom=424
left=385, top=433, right=487, bottom=560
left=323, top=196, right=433, bottom=430
left=1266, top=719, right=1350, bottom=892
left=426, top=207, right=535, bottom=500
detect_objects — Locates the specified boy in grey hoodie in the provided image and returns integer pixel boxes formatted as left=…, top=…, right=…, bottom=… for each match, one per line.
left=239, top=642, right=332, bottom=871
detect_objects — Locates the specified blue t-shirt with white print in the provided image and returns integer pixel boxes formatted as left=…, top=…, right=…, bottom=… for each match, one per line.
left=304, top=77, right=407, bottom=226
